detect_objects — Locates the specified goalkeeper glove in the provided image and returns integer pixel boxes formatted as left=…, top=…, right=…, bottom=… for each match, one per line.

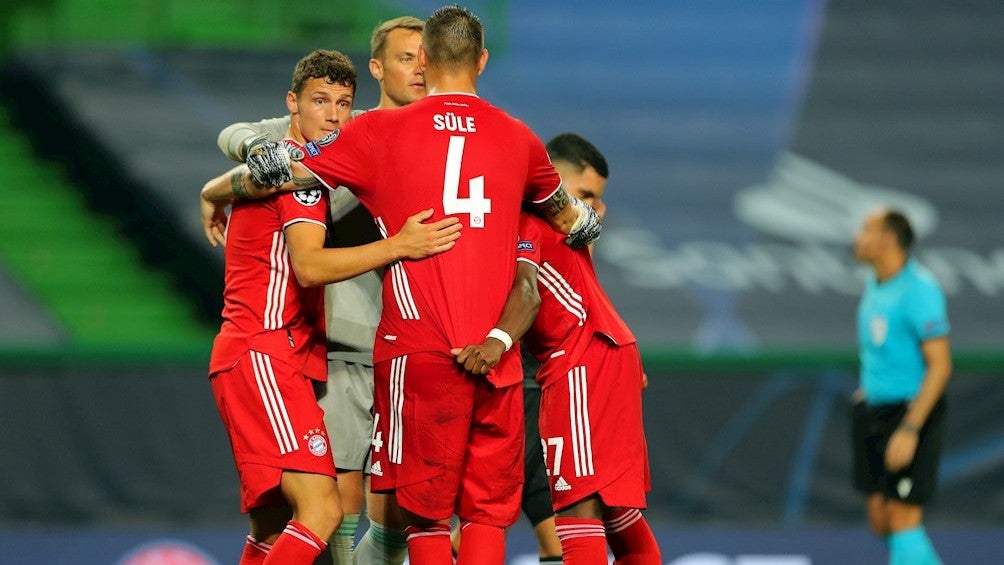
left=246, top=139, right=292, bottom=187
left=564, top=197, right=602, bottom=248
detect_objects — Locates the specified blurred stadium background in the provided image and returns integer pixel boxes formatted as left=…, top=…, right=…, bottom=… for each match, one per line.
left=1, top=0, right=1002, bottom=563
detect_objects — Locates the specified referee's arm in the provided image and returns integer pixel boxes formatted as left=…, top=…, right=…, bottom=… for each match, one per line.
left=885, top=336, right=952, bottom=471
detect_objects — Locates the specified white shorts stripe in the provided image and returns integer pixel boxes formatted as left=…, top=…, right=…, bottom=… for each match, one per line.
left=250, top=351, right=298, bottom=455
left=540, top=262, right=586, bottom=325
left=389, top=356, right=406, bottom=464
left=580, top=367, right=594, bottom=476
left=568, top=367, right=594, bottom=478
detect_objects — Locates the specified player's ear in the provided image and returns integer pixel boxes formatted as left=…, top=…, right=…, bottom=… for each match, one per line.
left=418, top=44, right=428, bottom=72
left=286, top=91, right=298, bottom=115
left=476, top=48, right=488, bottom=76
left=369, top=58, right=383, bottom=81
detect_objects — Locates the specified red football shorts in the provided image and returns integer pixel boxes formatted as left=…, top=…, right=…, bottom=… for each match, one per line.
left=210, top=350, right=336, bottom=513
left=370, top=352, right=524, bottom=527
left=538, top=339, right=651, bottom=511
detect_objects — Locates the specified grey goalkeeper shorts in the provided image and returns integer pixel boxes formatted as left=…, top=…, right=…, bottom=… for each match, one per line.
left=317, top=359, right=375, bottom=471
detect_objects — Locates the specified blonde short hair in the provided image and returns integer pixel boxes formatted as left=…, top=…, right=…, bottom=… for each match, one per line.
left=370, top=16, right=424, bottom=60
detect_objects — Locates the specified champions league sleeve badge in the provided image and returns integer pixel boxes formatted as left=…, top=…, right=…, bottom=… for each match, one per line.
left=293, top=188, right=324, bottom=206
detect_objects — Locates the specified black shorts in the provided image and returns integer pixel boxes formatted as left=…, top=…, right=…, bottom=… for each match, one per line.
left=522, top=384, right=555, bottom=526
left=852, top=397, right=945, bottom=505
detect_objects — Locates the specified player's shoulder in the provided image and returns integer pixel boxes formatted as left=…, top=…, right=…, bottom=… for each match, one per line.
left=904, top=260, right=946, bottom=303
left=908, top=261, right=943, bottom=290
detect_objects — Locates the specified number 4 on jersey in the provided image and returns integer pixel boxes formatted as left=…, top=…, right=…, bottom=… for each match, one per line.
left=443, top=135, right=491, bottom=228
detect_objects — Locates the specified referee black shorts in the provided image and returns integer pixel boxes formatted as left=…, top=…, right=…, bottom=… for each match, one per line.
left=522, top=384, right=555, bottom=526
left=852, top=396, right=946, bottom=505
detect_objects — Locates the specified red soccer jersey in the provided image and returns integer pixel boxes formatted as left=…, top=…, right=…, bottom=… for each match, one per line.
left=209, top=186, right=329, bottom=381
left=516, top=212, right=636, bottom=387
left=299, top=93, right=561, bottom=383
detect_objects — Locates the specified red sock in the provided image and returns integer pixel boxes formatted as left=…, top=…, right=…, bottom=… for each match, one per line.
left=404, top=523, right=453, bottom=565
left=456, top=521, right=506, bottom=565
left=604, top=509, right=661, bottom=565
left=238, top=535, right=271, bottom=565
left=555, top=517, right=608, bottom=565
left=261, top=520, right=326, bottom=565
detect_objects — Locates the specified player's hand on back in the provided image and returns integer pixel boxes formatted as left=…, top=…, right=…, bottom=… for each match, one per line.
left=391, top=208, right=462, bottom=260
left=451, top=340, right=506, bottom=375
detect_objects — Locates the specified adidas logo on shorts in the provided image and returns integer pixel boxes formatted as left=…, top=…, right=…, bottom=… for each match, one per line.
left=554, top=476, right=572, bottom=491
left=370, top=461, right=384, bottom=477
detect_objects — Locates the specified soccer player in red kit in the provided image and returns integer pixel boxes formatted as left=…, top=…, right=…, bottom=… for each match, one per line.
left=199, top=50, right=461, bottom=565
left=241, top=8, right=602, bottom=565
left=523, top=134, right=660, bottom=565
left=467, top=134, right=661, bottom=565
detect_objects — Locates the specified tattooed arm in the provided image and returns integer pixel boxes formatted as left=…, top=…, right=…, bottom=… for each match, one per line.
left=199, top=165, right=279, bottom=246
left=529, top=185, right=602, bottom=248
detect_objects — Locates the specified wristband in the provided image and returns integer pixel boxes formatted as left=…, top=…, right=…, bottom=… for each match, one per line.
left=486, top=328, right=513, bottom=352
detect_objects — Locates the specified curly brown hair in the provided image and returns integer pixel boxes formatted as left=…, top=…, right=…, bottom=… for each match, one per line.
left=291, top=50, right=357, bottom=96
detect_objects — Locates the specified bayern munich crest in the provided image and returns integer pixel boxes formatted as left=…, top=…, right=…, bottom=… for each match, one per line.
left=304, top=429, right=329, bottom=457
left=293, top=188, right=323, bottom=206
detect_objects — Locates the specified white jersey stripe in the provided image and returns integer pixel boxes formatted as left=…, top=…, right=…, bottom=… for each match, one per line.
left=539, top=262, right=586, bottom=325
left=274, top=235, right=290, bottom=329
left=264, top=232, right=281, bottom=329
left=374, top=216, right=390, bottom=239
left=391, top=263, right=421, bottom=320
left=542, top=262, right=584, bottom=304
left=263, top=232, right=290, bottom=330
left=251, top=351, right=298, bottom=454
left=375, top=216, right=421, bottom=320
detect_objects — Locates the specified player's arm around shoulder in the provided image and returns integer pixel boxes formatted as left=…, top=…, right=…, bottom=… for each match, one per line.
left=199, top=165, right=280, bottom=247
left=530, top=186, right=602, bottom=249
left=284, top=208, right=461, bottom=288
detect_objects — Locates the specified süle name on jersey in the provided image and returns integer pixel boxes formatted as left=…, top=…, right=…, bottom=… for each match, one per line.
left=433, top=112, right=477, bottom=133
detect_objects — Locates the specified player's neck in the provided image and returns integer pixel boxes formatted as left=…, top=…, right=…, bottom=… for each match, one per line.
left=286, top=120, right=305, bottom=144
left=873, top=253, right=907, bottom=283
left=423, top=69, right=477, bottom=96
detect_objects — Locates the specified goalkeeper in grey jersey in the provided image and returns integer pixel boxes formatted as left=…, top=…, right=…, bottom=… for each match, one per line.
left=215, top=16, right=426, bottom=565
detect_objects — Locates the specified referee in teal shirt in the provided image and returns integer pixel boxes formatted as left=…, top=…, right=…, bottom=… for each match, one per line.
left=853, top=208, right=951, bottom=565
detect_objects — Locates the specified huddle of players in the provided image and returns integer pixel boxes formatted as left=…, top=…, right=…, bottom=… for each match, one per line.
left=201, top=6, right=659, bottom=565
